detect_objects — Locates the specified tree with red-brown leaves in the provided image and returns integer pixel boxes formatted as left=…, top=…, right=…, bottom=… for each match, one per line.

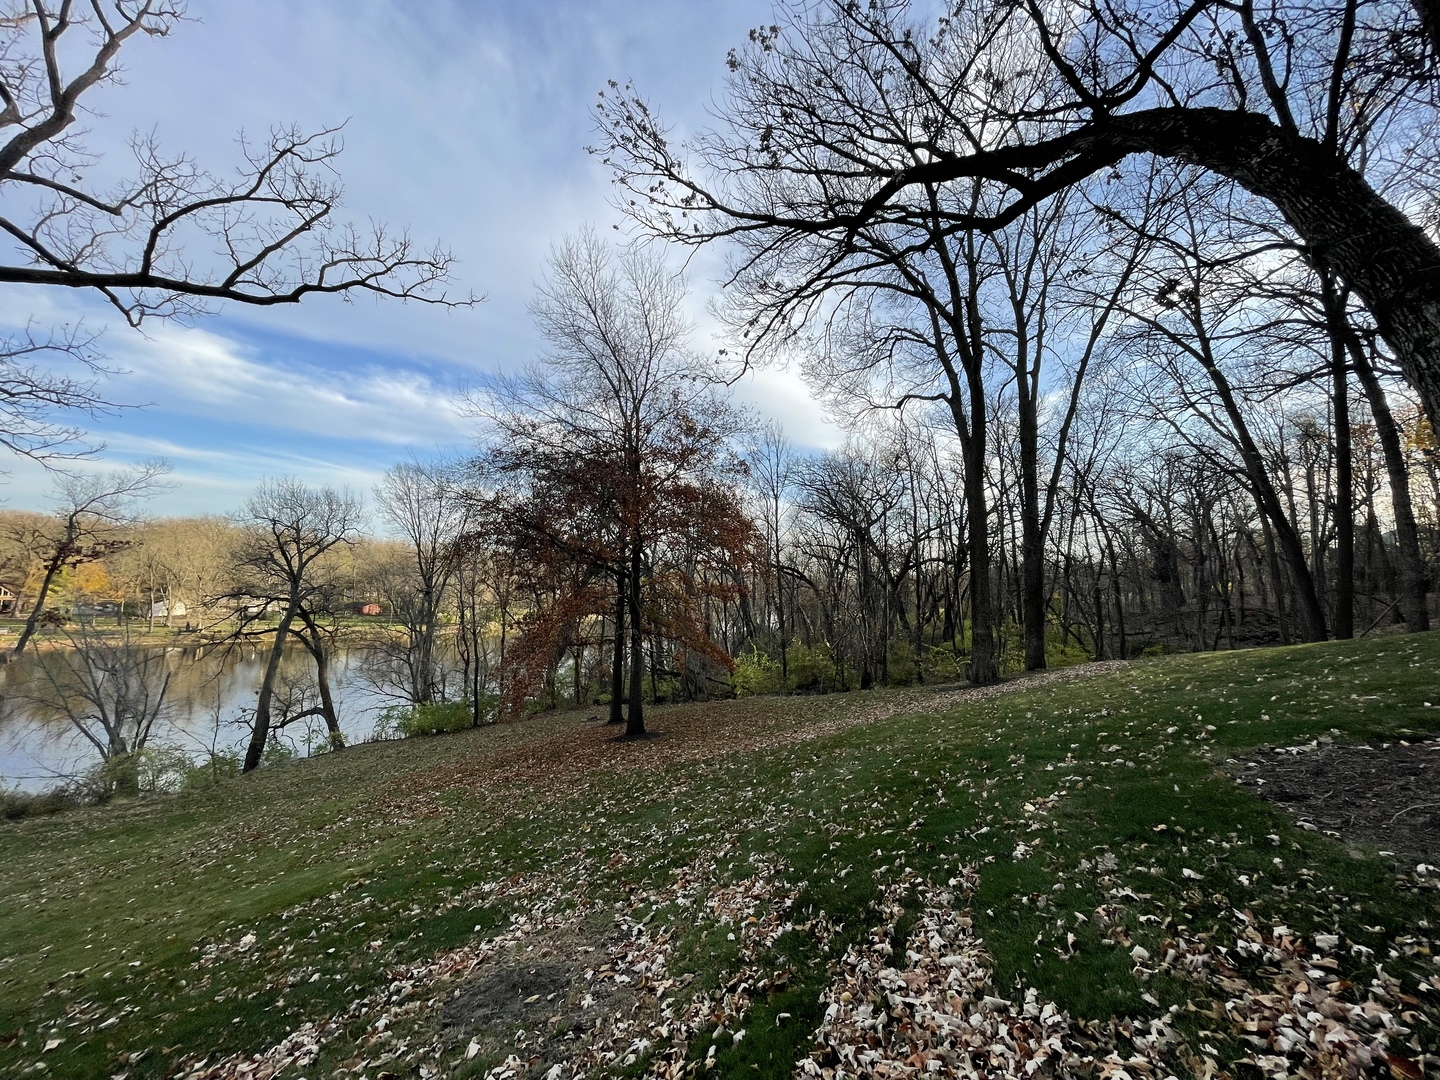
left=468, top=230, right=755, bottom=737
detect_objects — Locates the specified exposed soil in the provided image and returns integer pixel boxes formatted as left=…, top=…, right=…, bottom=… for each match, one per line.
left=434, top=922, right=651, bottom=1074
left=1236, top=736, right=1440, bottom=861
left=441, top=960, right=575, bottom=1030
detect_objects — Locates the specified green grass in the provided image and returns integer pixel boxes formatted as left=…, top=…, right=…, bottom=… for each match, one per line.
left=2, top=634, right=1439, bottom=1078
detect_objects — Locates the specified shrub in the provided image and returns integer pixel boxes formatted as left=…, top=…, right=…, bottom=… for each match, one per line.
left=379, top=698, right=493, bottom=738
left=731, top=648, right=784, bottom=697
left=183, top=751, right=243, bottom=791
left=921, top=645, right=964, bottom=683
left=1, top=785, right=82, bottom=821
left=262, top=735, right=298, bottom=767
left=786, top=642, right=839, bottom=693
left=81, top=748, right=193, bottom=800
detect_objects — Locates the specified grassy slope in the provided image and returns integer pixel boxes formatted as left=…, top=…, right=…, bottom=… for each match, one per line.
left=1, top=633, right=1438, bottom=1079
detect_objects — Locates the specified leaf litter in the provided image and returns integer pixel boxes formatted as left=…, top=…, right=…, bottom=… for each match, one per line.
left=7, top=644, right=1440, bottom=1080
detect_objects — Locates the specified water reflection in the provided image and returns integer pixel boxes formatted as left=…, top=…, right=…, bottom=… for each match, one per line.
left=0, top=644, right=421, bottom=791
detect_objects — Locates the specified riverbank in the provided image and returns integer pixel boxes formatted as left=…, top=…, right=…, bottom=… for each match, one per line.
left=2, top=634, right=1437, bottom=1078
left=0, top=616, right=411, bottom=652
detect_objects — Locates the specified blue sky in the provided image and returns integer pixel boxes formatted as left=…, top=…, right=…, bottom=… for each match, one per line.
left=0, top=1, right=843, bottom=516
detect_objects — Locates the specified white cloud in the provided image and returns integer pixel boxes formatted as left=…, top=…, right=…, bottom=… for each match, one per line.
left=110, top=325, right=474, bottom=447
left=730, top=366, right=848, bottom=452
left=0, top=2, right=845, bottom=511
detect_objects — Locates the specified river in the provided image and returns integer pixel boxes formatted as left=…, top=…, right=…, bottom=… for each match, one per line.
left=0, top=644, right=434, bottom=792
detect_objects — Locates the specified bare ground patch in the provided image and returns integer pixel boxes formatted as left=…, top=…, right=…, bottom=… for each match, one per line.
left=1236, top=736, right=1440, bottom=861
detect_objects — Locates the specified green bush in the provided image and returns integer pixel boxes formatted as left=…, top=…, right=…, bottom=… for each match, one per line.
left=261, top=735, right=298, bottom=767
left=730, top=643, right=849, bottom=696
left=84, top=747, right=193, bottom=800
left=785, top=642, right=839, bottom=693
left=1, top=785, right=82, bottom=821
left=921, top=644, right=964, bottom=683
left=183, top=751, right=242, bottom=791
left=731, top=648, right=784, bottom=697
left=379, top=698, right=493, bottom=738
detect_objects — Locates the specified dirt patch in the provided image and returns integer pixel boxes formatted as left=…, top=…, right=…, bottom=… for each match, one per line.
left=441, top=960, right=575, bottom=1030
left=1236, top=737, right=1440, bottom=861
left=432, top=921, right=652, bottom=1075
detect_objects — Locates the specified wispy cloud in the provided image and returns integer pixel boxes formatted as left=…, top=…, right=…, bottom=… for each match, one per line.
left=111, top=326, right=474, bottom=446
left=0, top=1, right=843, bottom=512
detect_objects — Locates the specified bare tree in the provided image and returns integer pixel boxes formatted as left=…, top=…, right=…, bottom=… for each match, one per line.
left=6, top=458, right=171, bottom=657
left=16, top=620, right=172, bottom=795
left=370, top=459, right=468, bottom=706
left=747, top=422, right=796, bottom=682
left=228, top=478, right=362, bottom=772
left=596, top=0, right=1440, bottom=442
left=0, top=2, right=469, bottom=458
left=475, top=229, right=746, bottom=736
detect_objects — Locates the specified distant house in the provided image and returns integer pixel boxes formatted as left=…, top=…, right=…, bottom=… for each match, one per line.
left=355, top=602, right=383, bottom=616
left=0, top=583, right=16, bottom=616
left=149, top=600, right=187, bottom=619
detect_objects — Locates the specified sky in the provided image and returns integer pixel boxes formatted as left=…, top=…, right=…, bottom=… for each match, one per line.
left=0, top=1, right=846, bottom=517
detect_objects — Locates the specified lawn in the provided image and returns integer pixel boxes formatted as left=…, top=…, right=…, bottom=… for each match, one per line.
left=1, top=634, right=1437, bottom=1079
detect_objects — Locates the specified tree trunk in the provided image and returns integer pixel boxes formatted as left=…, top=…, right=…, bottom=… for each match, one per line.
left=1350, top=338, right=1432, bottom=631
left=245, top=607, right=296, bottom=772
left=1322, top=277, right=1355, bottom=638
left=12, top=521, right=76, bottom=658
left=961, top=427, right=998, bottom=683
left=609, top=572, right=626, bottom=726
left=309, top=633, right=345, bottom=752
left=626, top=539, right=646, bottom=737
left=1193, top=344, right=1329, bottom=641
left=773, top=496, right=788, bottom=682
left=575, top=640, right=584, bottom=707
left=1018, top=408, right=1047, bottom=671
left=471, top=599, right=485, bottom=725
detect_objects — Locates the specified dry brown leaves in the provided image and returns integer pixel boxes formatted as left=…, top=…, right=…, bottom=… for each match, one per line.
left=385, top=664, right=1132, bottom=820
left=799, top=869, right=1167, bottom=1080
left=1216, top=914, right=1425, bottom=1079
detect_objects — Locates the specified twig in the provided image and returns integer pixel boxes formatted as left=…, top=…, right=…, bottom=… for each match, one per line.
left=1388, top=801, right=1439, bottom=824
left=1359, top=601, right=1399, bottom=638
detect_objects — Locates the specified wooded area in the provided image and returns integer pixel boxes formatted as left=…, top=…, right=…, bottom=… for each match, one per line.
left=3, top=3, right=1440, bottom=1079
left=0, top=0, right=1437, bottom=751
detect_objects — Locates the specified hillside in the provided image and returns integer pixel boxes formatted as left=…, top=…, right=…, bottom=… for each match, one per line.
left=2, top=636, right=1438, bottom=1080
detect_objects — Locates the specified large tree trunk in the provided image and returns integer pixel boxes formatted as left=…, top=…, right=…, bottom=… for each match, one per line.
left=1018, top=399, right=1047, bottom=671
left=315, top=647, right=345, bottom=751
left=908, top=108, right=1440, bottom=426
left=938, top=294, right=999, bottom=685
left=299, top=619, right=345, bottom=752
left=626, top=540, right=646, bottom=736
left=609, top=571, right=626, bottom=726
left=244, top=607, right=296, bottom=772
left=775, top=503, right=789, bottom=683
left=1322, top=278, right=1355, bottom=638
left=960, top=419, right=998, bottom=684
